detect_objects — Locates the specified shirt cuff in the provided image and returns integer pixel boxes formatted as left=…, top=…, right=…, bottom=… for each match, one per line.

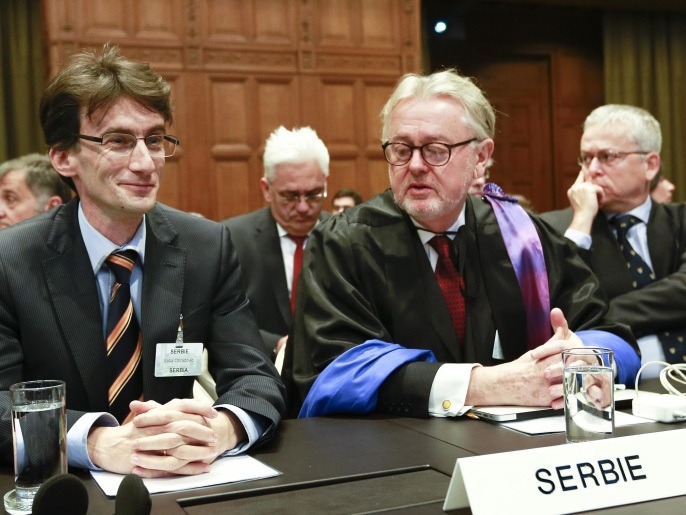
left=429, top=363, right=482, bottom=417
left=564, top=229, right=592, bottom=249
left=215, top=404, right=271, bottom=456
left=67, top=412, right=118, bottom=470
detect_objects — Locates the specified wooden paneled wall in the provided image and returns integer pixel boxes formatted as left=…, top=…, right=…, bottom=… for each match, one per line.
left=42, top=0, right=422, bottom=219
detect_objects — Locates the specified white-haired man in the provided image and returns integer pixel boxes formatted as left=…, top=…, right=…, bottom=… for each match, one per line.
left=222, top=126, right=331, bottom=356
left=542, top=105, right=686, bottom=375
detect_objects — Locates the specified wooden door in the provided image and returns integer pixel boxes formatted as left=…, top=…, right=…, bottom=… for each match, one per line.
left=468, top=58, right=554, bottom=212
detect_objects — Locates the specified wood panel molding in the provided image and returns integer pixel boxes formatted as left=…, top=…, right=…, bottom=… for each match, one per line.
left=41, top=0, right=421, bottom=219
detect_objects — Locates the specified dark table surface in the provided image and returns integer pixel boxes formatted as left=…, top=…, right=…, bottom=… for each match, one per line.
left=2, top=380, right=684, bottom=514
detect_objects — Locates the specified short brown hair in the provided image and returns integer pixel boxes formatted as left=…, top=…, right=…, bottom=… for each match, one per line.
left=40, top=44, right=173, bottom=152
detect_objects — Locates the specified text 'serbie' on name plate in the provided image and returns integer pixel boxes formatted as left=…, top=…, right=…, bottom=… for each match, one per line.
left=443, top=428, right=686, bottom=514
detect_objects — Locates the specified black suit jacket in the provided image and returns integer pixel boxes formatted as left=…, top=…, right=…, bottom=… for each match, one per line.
left=222, top=207, right=330, bottom=353
left=285, top=190, right=636, bottom=417
left=0, top=200, right=285, bottom=463
left=540, top=202, right=686, bottom=337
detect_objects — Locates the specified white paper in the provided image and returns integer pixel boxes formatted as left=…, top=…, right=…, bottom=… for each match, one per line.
left=91, top=454, right=280, bottom=496
left=498, top=410, right=653, bottom=435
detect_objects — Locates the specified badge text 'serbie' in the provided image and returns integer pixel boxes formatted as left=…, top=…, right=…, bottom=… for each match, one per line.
left=535, top=455, right=647, bottom=494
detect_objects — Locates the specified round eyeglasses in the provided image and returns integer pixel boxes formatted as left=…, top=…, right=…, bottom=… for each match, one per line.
left=382, top=138, right=477, bottom=166
left=76, top=132, right=180, bottom=158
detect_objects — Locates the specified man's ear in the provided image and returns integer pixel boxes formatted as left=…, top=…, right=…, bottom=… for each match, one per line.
left=260, top=177, right=272, bottom=203
left=49, top=148, right=77, bottom=180
left=43, top=196, right=64, bottom=211
left=474, top=139, right=495, bottom=177
left=645, top=152, right=661, bottom=183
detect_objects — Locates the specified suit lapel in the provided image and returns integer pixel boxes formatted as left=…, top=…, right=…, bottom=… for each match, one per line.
left=43, top=201, right=109, bottom=411
left=258, top=210, right=291, bottom=325
left=140, top=207, right=186, bottom=401
left=646, top=203, right=677, bottom=279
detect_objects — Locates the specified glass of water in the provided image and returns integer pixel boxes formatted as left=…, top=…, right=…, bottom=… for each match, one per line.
left=562, top=348, right=614, bottom=443
left=4, top=380, right=67, bottom=515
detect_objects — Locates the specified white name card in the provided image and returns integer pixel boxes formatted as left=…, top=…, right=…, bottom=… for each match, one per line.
left=443, top=428, right=686, bottom=513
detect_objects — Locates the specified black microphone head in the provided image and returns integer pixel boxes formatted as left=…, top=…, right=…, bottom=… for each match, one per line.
left=32, top=473, right=89, bottom=515
left=115, top=474, right=151, bottom=515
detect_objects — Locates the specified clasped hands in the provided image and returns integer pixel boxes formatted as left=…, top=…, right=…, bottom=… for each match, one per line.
left=467, top=308, right=585, bottom=409
left=88, top=398, right=247, bottom=478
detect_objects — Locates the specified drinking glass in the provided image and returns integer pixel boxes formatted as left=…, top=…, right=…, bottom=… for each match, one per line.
left=3, top=380, right=67, bottom=515
left=562, top=348, right=614, bottom=443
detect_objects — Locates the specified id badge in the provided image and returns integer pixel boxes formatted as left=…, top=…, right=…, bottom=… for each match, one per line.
left=155, top=342, right=204, bottom=377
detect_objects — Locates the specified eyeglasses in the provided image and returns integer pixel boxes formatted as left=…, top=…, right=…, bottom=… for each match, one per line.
left=76, top=132, right=180, bottom=158
left=272, top=186, right=327, bottom=205
left=382, top=138, right=477, bottom=166
left=577, top=150, right=649, bottom=168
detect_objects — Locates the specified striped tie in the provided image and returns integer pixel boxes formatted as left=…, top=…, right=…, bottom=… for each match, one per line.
left=105, top=250, right=143, bottom=423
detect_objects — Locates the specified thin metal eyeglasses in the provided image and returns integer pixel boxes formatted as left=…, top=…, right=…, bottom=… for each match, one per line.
left=272, top=186, right=328, bottom=205
left=382, top=138, right=477, bottom=166
left=577, top=150, right=649, bottom=168
left=76, top=132, right=180, bottom=158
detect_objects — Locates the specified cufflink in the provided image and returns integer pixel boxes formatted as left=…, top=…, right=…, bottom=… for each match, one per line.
left=442, top=400, right=451, bottom=411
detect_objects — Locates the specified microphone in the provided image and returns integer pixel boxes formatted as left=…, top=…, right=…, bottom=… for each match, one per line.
left=32, top=473, right=89, bottom=515
left=114, top=474, right=152, bottom=515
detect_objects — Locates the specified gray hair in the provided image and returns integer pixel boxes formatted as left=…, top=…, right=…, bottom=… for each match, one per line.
left=583, top=104, right=662, bottom=153
left=262, top=126, right=330, bottom=182
left=0, top=153, right=72, bottom=204
left=380, top=69, right=496, bottom=143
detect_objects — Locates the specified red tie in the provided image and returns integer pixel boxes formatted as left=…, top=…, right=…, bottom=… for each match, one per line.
left=289, top=235, right=306, bottom=313
left=429, top=235, right=466, bottom=343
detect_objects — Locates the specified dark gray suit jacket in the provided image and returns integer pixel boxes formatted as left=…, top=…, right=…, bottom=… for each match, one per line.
left=0, top=200, right=285, bottom=463
left=222, top=207, right=330, bottom=353
left=540, top=202, right=686, bottom=337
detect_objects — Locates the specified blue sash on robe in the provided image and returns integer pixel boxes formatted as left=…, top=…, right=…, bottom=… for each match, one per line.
left=298, top=340, right=436, bottom=418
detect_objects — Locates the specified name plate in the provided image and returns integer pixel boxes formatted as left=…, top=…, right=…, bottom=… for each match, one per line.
left=154, top=342, right=204, bottom=377
left=443, top=428, right=686, bottom=513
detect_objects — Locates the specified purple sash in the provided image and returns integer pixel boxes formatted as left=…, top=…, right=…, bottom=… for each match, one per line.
left=483, top=183, right=551, bottom=349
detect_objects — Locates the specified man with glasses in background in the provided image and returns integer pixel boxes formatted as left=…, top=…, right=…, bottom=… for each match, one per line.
left=541, top=104, right=686, bottom=375
left=0, top=46, right=285, bottom=476
left=285, top=70, right=640, bottom=419
left=223, top=126, right=330, bottom=359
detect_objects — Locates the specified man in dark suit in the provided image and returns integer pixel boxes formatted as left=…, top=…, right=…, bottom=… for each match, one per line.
left=540, top=105, right=686, bottom=376
left=286, top=70, right=640, bottom=418
left=223, top=126, right=330, bottom=357
left=0, top=46, right=285, bottom=476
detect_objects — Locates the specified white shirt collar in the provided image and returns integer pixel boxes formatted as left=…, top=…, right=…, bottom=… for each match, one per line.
left=608, top=196, right=652, bottom=225
left=413, top=206, right=466, bottom=245
left=78, top=202, right=147, bottom=273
